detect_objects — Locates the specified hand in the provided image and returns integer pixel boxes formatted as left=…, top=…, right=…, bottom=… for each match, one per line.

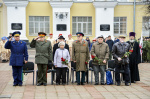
left=55, top=65, right=57, bottom=68
left=125, top=55, right=127, bottom=57
left=9, top=37, right=12, bottom=41
left=34, top=37, right=39, bottom=40
left=24, top=60, right=28, bottom=64
left=118, top=57, right=122, bottom=61
left=103, top=60, right=106, bottom=64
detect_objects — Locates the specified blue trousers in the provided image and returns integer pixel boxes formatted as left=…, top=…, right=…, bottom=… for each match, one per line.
left=12, top=66, right=23, bottom=85
left=76, top=71, right=85, bottom=84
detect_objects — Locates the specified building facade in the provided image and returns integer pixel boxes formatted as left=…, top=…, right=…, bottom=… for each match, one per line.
left=0, top=0, right=149, bottom=42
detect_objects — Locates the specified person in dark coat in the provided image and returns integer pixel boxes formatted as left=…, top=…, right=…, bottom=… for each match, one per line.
left=114, top=38, right=119, bottom=43
left=112, top=35, right=130, bottom=86
left=53, top=36, right=69, bottom=60
left=89, top=39, right=96, bottom=51
left=127, top=32, right=141, bottom=83
left=106, top=35, right=114, bottom=60
left=5, top=31, right=28, bottom=86
left=86, top=37, right=91, bottom=51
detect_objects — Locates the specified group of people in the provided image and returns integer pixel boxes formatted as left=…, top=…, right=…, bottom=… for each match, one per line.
left=1, top=30, right=142, bottom=86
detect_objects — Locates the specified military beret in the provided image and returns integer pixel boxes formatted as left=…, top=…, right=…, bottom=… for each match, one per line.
left=76, top=32, right=84, bottom=37
left=12, top=31, right=21, bottom=37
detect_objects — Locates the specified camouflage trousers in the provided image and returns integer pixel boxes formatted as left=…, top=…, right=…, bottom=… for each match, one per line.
left=0, top=51, right=10, bottom=61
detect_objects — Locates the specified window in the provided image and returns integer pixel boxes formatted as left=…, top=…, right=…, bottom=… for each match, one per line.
left=142, top=16, right=150, bottom=36
left=29, top=16, right=50, bottom=36
left=72, top=17, right=92, bottom=36
left=114, top=17, right=127, bottom=35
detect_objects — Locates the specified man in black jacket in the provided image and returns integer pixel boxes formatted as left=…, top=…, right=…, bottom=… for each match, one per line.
left=106, top=35, right=114, bottom=60
left=112, top=35, right=130, bottom=86
left=53, top=36, right=69, bottom=60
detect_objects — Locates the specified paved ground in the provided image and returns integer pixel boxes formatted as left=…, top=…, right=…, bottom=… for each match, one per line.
left=0, top=49, right=150, bottom=99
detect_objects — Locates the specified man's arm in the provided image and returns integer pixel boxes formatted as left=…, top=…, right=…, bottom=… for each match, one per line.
left=30, top=39, right=36, bottom=48
left=112, top=44, right=119, bottom=59
left=5, top=41, right=11, bottom=49
left=104, top=45, right=109, bottom=61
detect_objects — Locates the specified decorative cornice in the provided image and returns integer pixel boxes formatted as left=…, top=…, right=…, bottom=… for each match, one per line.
left=29, top=0, right=50, bottom=2
left=50, top=1, right=73, bottom=8
left=3, top=1, right=28, bottom=7
left=93, top=1, right=118, bottom=8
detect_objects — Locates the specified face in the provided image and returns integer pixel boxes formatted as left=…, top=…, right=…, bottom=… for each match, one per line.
left=108, top=36, right=111, bottom=40
left=130, top=36, right=135, bottom=40
left=14, top=36, right=20, bottom=41
left=39, top=36, right=45, bottom=41
left=60, top=45, right=65, bottom=49
left=97, top=38, right=103, bottom=43
left=10, top=34, right=12, bottom=36
left=49, top=35, right=53, bottom=38
left=59, top=39, right=64, bottom=42
left=77, top=36, right=83, bottom=41
left=68, top=36, right=72, bottom=39
left=119, top=37, right=125, bottom=42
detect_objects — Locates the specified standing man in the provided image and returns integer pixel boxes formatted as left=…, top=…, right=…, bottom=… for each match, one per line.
left=72, top=32, right=90, bottom=85
left=127, top=32, right=141, bottom=83
left=30, top=32, right=52, bottom=86
left=112, top=35, right=130, bottom=86
left=66, top=34, right=74, bottom=61
left=90, top=35, right=109, bottom=85
left=106, top=35, right=114, bottom=60
left=5, top=31, right=28, bottom=86
left=47, top=33, right=55, bottom=50
left=53, top=36, right=69, bottom=60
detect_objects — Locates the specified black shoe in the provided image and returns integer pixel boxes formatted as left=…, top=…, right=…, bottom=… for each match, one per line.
left=62, top=83, right=66, bottom=85
left=18, top=84, right=22, bottom=86
left=37, top=83, right=42, bottom=86
left=125, top=83, right=129, bottom=86
left=131, top=81, right=135, bottom=83
left=117, top=82, right=120, bottom=86
left=77, top=83, right=80, bottom=85
left=101, top=83, right=105, bottom=85
left=81, top=82, right=85, bottom=85
left=56, top=83, right=60, bottom=85
left=94, top=83, right=99, bottom=85
left=13, top=84, right=18, bottom=86
left=43, top=83, right=47, bottom=86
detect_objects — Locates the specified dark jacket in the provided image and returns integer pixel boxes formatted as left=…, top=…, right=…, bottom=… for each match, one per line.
left=5, top=40, right=28, bottom=66
left=106, top=39, right=114, bottom=51
left=112, top=42, right=130, bottom=65
left=53, top=43, right=69, bottom=60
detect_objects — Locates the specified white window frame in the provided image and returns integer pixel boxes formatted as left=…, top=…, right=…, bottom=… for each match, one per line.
left=114, top=17, right=127, bottom=36
left=29, top=16, right=50, bottom=36
left=72, top=16, right=92, bottom=36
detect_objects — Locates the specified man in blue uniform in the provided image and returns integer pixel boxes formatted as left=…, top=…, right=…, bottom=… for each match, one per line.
left=5, top=31, right=28, bottom=86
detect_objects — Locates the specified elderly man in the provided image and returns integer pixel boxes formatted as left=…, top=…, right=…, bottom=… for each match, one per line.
left=30, top=32, right=52, bottom=86
left=5, top=31, right=28, bottom=86
left=112, top=35, right=130, bottom=86
left=127, top=32, right=141, bottom=83
left=72, top=32, right=90, bottom=85
left=90, top=35, right=109, bottom=85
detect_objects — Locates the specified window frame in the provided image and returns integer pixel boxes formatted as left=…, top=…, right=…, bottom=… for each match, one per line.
left=72, top=16, right=92, bottom=36
left=29, top=16, right=50, bottom=36
left=114, top=17, right=127, bottom=36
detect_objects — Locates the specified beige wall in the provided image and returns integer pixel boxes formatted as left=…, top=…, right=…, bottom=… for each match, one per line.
left=0, top=0, right=7, bottom=39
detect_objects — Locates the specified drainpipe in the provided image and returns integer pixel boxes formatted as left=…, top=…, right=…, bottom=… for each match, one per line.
left=133, top=0, right=136, bottom=32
